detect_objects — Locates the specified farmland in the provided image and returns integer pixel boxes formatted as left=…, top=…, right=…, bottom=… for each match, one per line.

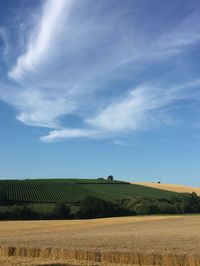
left=133, top=182, right=200, bottom=196
left=0, top=179, right=177, bottom=204
left=0, top=180, right=200, bottom=265
left=0, top=215, right=200, bottom=265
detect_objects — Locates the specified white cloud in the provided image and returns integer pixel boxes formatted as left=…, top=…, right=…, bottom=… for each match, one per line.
left=86, top=85, right=179, bottom=132
left=87, top=80, right=200, bottom=133
left=41, top=128, right=99, bottom=142
left=0, top=1, right=200, bottom=141
left=0, top=27, right=10, bottom=56
left=16, top=90, right=75, bottom=128
left=113, top=140, right=130, bottom=146
left=157, top=10, right=200, bottom=52
left=40, top=80, right=200, bottom=141
left=9, top=0, right=73, bottom=81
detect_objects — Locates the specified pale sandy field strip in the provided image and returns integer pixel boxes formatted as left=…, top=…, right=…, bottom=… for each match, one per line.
left=0, top=215, right=200, bottom=265
left=132, top=182, right=200, bottom=195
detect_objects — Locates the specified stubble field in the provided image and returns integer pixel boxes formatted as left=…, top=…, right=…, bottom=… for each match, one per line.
left=132, top=182, right=200, bottom=195
left=0, top=215, right=200, bottom=265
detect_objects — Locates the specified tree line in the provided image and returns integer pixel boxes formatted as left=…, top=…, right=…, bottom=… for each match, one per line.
left=0, top=192, right=200, bottom=220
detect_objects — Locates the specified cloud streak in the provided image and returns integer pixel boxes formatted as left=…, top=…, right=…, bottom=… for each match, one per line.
left=41, top=128, right=99, bottom=142
left=9, top=0, right=73, bottom=81
left=0, top=0, right=200, bottom=142
left=0, top=27, right=10, bottom=57
left=42, top=80, right=200, bottom=141
left=87, top=81, right=200, bottom=131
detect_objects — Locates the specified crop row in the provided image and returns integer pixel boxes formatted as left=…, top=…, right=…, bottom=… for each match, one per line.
left=0, top=181, right=88, bottom=204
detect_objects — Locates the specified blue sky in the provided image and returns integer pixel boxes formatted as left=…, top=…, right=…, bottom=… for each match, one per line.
left=0, top=0, right=200, bottom=185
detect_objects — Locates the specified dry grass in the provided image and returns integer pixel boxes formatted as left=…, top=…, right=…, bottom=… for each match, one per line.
left=0, top=256, right=81, bottom=266
left=0, top=247, right=200, bottom=266
left=132, top=182, right=200, bottom=195
left=0, top=215, right=200, bottom=265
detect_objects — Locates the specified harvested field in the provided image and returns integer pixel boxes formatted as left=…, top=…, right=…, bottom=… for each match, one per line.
left=132, top=182, right=200, bottom=195
left=0, top=215, right=200, bottom=265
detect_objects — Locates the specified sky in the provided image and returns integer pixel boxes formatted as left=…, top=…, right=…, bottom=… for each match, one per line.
left=0, top=0, right=200, bottom=185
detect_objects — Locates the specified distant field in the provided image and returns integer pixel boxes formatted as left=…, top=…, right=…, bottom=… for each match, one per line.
left=0, top=179, right=177, bottom=205
left=0, top=215, right=200, bottom=265
left=133, top=182, right=200, bottom=195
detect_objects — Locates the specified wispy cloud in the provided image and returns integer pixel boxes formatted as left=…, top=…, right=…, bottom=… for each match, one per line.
left=86, top=85, right=168, bottom=132
left=156, top=10, right=200, bottom=52
left=86, top=81, right=200, bottom=131
left=9, top=0, right=73, bottom=81
left=0, top=27, right=10, bottom=57
left=0, top=0, right=200, bottom=142
left=41, top=128, right=99, bottom=142
left=41, top=80, right=200, bottom=141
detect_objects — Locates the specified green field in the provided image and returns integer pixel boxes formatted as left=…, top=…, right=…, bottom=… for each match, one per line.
left=0, top=178, right=177, bottom=205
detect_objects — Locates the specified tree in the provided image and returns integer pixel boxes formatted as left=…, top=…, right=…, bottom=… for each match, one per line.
left=107, top=175, right=113, bottom=181
left=78, top=196, right=119, bottom=218
left=19, top=205, right=40, bottom=220
left=179, top=192, right=200, bottom=213
left=134, top=199, right=159, bottom=215
left=52, top=203, right=71, bottom=219
left=158, top=201, right=176, bottom=214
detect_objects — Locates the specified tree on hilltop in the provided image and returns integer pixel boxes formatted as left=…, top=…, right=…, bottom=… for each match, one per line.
left=107, top=175, right=113, bottom=181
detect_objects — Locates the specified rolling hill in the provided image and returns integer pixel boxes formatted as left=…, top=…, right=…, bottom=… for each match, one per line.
left=0, top=179, right=177, bottom=204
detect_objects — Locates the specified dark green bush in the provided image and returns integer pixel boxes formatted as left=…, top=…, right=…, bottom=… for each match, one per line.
left=52, top=203, right=71, bottom=219
left=78, top=196, right=129, bottom=218
left=123, top=192, right=200, bottom=215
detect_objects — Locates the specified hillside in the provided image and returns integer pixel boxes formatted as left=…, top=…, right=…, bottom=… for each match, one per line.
left=0, top=179, right=177, bottom=204
left=133, top=182, right=200, bottom=196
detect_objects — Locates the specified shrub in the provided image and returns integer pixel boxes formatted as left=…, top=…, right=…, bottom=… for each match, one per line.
left=124, top=193, right=200, bottom=215
left=78, top=196, right=128, bottom=218
left=135, top=201, right=159, bottom=215
left=179, top=192, right=200, bottom=213
left=158, top=201, right=176, bottom=214
left=0, top=205, right=40, bottom=220
left=52, top=203, right=71, bottom=219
